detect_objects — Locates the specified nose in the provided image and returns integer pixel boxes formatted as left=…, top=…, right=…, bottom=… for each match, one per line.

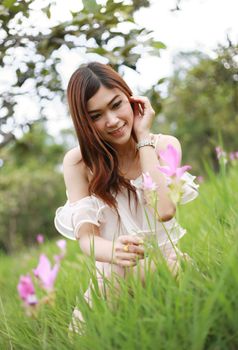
left=105, top=111, right=119, bottom=128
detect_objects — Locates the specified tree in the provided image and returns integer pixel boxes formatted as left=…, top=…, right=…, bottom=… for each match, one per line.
left=0, top=123, right=67, bottom=253
left=0, top=0, right=165, bottom=148
left=154, top=42, right=238, bottom=173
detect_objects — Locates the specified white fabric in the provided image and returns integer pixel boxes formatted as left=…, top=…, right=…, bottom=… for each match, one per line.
left=54, top=171, right=199, bottom=250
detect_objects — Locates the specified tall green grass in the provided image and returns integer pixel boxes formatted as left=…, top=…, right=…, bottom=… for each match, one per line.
left=1, top=165, right=238, bottom=350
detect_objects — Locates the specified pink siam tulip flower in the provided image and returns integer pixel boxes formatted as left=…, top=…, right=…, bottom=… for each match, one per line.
left=17, top=275, right=38, bottom=305
left=157, top=144, right=192, bottom=205
left=215, top=146, right=226, bottom=159
left=215, top=146, right=227, bottom=162
left=36, top=234, right=44, bottom=244
left=54, top=239, right=67, bottom=262
left=142, top=172, right=157, bottom=190
left=54, top=255, right=62, bottom=263
left=197, top=176, right=204, bottom=184
left=229, top=152, right=236, bottom=161
left=34, top=254, right=59, bottom=292
left=56, top=239, right=66, bottom=252
left=157, top=144, right=191, bottom=179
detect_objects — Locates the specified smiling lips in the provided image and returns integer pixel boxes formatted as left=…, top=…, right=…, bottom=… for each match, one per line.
left=108, top=123, right=126, bottom=137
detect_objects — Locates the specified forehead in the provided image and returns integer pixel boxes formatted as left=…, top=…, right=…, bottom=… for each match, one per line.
left=87, top=86, right=124, bottom=111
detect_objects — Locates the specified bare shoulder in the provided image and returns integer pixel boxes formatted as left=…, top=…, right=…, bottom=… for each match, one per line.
left=63, top=146, right=83, bottom=166
left=154, top=133, right=182, bottom=162
left=62, top=146, right=89, bottom=202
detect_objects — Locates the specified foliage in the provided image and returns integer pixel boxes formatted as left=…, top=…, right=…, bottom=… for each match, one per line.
left=153, top=43, right=238, bottom=174
left=0, top=166, right=65, bottom=253
left=0, top=0, right=166, bottom=147
left=0, top=124, right=66, bottom=253
left=1, top=163, right=238, bottom=349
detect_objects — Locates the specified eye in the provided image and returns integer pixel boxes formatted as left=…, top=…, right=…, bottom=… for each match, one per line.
left=90, top=113, right=101, bottom=121
left=112, top=100, right=122, bottom=109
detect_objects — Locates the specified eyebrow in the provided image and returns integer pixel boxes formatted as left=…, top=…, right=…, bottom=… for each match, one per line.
left=88, top=95, right=120, bottom=113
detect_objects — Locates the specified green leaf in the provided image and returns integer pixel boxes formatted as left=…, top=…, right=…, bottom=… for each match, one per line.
left=2, top=0, right=15, bottom=9
left=82, top=0, right=100, bottom=13
left=87, top=47, right=108, bottom=55
left=151, top=41, right=167, bottom=50
left=42, top=5, right=51, bottom=19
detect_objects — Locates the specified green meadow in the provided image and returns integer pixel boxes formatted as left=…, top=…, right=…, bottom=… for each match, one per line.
left=1, top=164, right=238, bottom=350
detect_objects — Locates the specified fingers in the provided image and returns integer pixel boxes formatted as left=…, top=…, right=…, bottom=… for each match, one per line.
left=117, top=260, right=137, bottom=267
left=129, top=95, right=155, bottom=122
left=118, top=235, right=144, bottom=246
left=118, top=252, right=140, bottom=261
left=130, top=95, right=152, bottom=110
left=115, top=243, right=144, bottom=257
left=113, top=236, right=145, bottom=267
left=129, top=95, right=150, bottom=105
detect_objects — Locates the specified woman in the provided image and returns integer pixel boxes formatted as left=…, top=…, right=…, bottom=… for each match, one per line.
left=54, top=62, right=198, bottom=332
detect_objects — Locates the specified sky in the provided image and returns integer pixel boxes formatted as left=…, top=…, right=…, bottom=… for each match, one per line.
left=127, top=0, right=238, bottom=90
left=34, top=0, right=238, bottom=93
left=1, top=0, right=238, bottom=139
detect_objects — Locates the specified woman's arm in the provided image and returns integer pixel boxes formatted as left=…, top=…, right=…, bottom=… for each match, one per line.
left=130, top=96, right=181, bottom=221
left=63, top=148, right=144, bottom=266
left=138, top=135, right=178, bottom=221
left=63, top=147, right=89, bottom=202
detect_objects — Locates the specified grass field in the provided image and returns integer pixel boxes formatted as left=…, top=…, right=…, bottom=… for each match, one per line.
left=1, top=164, right=238, bottom=350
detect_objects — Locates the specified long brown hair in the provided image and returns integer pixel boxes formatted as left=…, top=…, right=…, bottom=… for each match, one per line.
left=67, top=62, right=138, bottom=210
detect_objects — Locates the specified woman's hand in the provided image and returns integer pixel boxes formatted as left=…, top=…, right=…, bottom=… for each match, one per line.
left=130, top=95, right=155, bottom=141
left=112, top=235, right=145, bottom=267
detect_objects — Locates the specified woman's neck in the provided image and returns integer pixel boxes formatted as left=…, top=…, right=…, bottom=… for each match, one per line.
left=116, top=139, right=140, bottom=179
left=115, top=138, right=136, bottom=159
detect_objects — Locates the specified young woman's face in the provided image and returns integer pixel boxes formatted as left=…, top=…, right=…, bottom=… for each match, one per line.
left=86, top=85, right=134, bottom=147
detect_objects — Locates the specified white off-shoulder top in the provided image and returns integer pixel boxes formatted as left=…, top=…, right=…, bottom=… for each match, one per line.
left=54, top=141, right=199, bottom=254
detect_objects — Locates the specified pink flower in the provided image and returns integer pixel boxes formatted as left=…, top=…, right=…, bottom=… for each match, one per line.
left=56, top=239, right=66, bottom=252
left=215, top=146, right=227, bottom=160
left=157, top=144, right=191, bottom=178
left=54, top=239, right=67, bottom=262
left=34, top=254, right=59, bottom=292
left=230, top=152, right=236, bottom=161
left=53, top=255, right=62, bottom=263
left=142, top=172, right=157, bottom=190
left=36, top=234, right=44, bottom=244
left=17, top=275, right=38, bottom=305
left=197, top=176, right=204, bottom=184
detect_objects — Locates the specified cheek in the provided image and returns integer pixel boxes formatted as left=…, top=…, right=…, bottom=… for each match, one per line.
left=93, top=120, right=104, bottom=134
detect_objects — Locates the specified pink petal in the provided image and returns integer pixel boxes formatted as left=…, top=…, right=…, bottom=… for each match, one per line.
left=54, top=253, right=65, bottom=263
left=142, top=172, right=157, bottom=190
left=17, top=275, right=35, bottom=300
left=229, top=152, right=236, bottom=161
left=36, top=234, right=44, bottom=244
left=34, top=254, right=51, bottom=279
left=197, top=176, right=204, bottom=184
left=56, top=239, right=66, bottom=251
left=43, top=263, right=60, bottom=291
left=34, top=254, right=59, bottom=291
left=175, top=165, right=191, bottom=178
left=159, top=144, right=180, bottom=173
left=157, top=165, right=175, bottom=177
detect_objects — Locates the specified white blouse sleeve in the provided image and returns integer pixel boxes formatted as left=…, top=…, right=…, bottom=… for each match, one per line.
left=180, top=172, right=199, bottom=204
left=54, top=196, right=106, bottom=240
